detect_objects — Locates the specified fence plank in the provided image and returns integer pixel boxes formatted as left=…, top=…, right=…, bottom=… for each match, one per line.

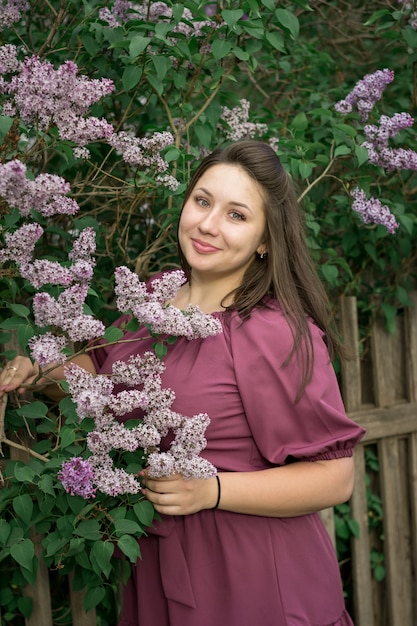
left=410, top=432, right=417, bottom=617
left=350, top=403, right=417, bottom=442
left=379, top=436, right=414, bottom=626
left=68, top=572, right=97, bottom=626
left=350, top=444, right=374, bottom=626
left=339, top=296, right=362, bottom=412
left=405, top=291, right=417, bottom=402
left=370, top=305, right=396, bottom=408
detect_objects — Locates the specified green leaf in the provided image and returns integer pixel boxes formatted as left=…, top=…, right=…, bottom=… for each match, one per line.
left=10, top=539, right=35, bottom=571
left=232, top=46, right=250, bottom=61
left=321, top=264, right=339, bottom=284
left=334, top=145, right=351, bottom=157
left=0, top=520, right=11, bottom=547
left=84, top=585, right=106, bottom=612
left=59, top=426, right=76, bottom=449
left=90, top=541, right=114, bottom=578
left=129, top=35, right=152, bottom=58
left=17, top=324, right=35, bottom=351
left=104, top=326, right=124, bottom=343
left=117, top=534, right=141, bottom=562
left=265, top=31, right=286, bottom=52
left=113, top=519, right=142, bottom=536
left=133, top=500, right=155, bottom=527
left=13, top=494, right=33, bottom=527
left=74, top=520, right=102, bottom=541
left=16, top=402, right=48, bottom=419
left=275, top=8, right=300, bottom=39
left=153, top=341, right=168, bottom=359
left=14, top=464, right=36, bottom=483
left=7, top=303, right=30, bottom=317
left=212, top=38, right=233, bottom=61
left=152, top=55, right=171, bottom=81
left=122, top=65, right=143, bottom=91
left=333, top=123, right=357, bottom=137
left=363, top=9, right=391, bottom=25
left=290, top=112, right=308, bottom=131
left=0, top=115, right=13, bottom=139
left=17, top=595, right=33, bottom=618
left=81, top=34, right=101, bottom=56
left=355, top=144, right=369, bottom=167
left=298, top=161, right=313, bottom=179
left=221, top=9, right=244, bottom=29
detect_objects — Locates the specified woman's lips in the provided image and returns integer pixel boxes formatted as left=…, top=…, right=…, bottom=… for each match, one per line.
left=191, top=238, right=221, bottom=254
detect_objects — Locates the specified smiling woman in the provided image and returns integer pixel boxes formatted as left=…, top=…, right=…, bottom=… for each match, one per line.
left=174, top=163, right=267, bottom=312
left=0, top=140, right=365, bottom=626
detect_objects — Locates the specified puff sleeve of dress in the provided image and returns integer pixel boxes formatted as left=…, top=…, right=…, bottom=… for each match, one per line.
left=229, top=303, right=365, bottom=466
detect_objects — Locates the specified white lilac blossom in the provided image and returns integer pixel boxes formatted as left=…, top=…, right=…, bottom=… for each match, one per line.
left=28, top=333, right=67, bottom=366
left=0, top=0, right=29, bottom=31
left=0, top=223, right=43, bottom=265
left=220, top=99, right=268, bottom=141
left=0, top=44, right=20, bottom=73
left=350, top=187, right=399, bottom=234
left=334, top=69, right=394, bottom=121
left=362, top=113, right=417, bottom=172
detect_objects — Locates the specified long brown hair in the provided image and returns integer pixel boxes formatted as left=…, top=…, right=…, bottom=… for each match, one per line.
left=178, top=140, right=344, bottom=398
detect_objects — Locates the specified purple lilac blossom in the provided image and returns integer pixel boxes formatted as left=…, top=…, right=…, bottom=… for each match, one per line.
left=350, top=187, right=399, bottom=234
left=99, top=0, right=134, bottom=27
left=114, top=266, right=222, bottom=339
left=108, top=130, right=174, bottom=172
left=58, top=457, right=96, bottom=498
left=2, top=56, right=114, bottom=146
left=0, top=0, right=29, bottom=31
left=334, top=69, right=394, bottom=120
left=220, top=99, right=268, bottom=141
left=0, top=160, right=80, bottom=218
left=361, top=112, right=417, bottom=172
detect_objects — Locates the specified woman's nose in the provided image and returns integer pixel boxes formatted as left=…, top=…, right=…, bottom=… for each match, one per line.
left=198, top=209, right=220, bottom=234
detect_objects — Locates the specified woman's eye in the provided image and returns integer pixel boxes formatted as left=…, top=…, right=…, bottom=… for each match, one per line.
left=229, top=210, right=245, bottom=221
left=197, top=197, right=210, bottom=208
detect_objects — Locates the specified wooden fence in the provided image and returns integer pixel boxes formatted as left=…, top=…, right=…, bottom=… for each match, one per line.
left=1, top=293, right=417, bottom=626
left=321, top=292, right=417, bottom=626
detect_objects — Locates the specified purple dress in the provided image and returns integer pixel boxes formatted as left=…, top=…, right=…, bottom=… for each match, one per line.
left=92, top=289, right=365, bottom=626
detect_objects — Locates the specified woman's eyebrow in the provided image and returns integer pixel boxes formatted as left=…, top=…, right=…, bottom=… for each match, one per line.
left=194, top=187, right=252, bottom=212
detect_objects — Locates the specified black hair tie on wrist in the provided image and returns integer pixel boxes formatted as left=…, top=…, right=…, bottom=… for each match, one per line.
left=212, top=475, right=221, bottom=509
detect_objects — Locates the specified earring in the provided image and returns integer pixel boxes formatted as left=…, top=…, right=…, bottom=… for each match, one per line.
left=260, top=251, right=266, bottom=259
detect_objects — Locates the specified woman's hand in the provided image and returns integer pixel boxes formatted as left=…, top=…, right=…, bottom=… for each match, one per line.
left=141, top=471, right=219, bottom=516
left=0, top=356, right=40, bottom=400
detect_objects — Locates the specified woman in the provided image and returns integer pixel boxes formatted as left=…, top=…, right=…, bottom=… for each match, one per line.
left=1, top=140, right=364, bottom=626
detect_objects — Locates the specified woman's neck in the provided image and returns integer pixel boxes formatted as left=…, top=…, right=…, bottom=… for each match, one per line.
left=170, top=273, right=238, bottom=314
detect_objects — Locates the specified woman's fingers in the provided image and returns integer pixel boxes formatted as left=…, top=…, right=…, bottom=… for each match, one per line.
left=0, top=357, right=38, bottom=396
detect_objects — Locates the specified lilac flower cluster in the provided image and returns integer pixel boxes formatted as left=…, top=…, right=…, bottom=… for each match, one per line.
left=0, top=160, right=79, bottom=218
left=350, top=187, right=399, bottom=234
left=109, top=130, right=175, bottom=174
left=220, top=100, right=267, bottom=141
left=99, top=0, right=133, bottom=28
left=58, top=457, right=96, bottom=499
left=334, top=69, right=394, bottom=120
left=130, top=1, right=216, bottom=40
left=114, top=267, right=223, bottom=339
left=0, top=0, right=29, bottom=31
left=63, top=347, right=218, bottom=497
left=362, top=113, right=417, bottom=172
left=398, top=0, right=417, bottom=29
left=0, top=54, right=115, bottom=147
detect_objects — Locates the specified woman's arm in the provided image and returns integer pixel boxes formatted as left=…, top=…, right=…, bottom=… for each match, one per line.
left=0, top=353, right=97, bottom=402
left=142, top=455, right=355, bottom=517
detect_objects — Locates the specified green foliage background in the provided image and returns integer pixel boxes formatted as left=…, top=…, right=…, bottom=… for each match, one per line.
left=0, top=0, right=416, bottom=623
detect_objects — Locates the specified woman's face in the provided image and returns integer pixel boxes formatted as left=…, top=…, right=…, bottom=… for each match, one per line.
left=178, top=164, right=267, bottom=286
